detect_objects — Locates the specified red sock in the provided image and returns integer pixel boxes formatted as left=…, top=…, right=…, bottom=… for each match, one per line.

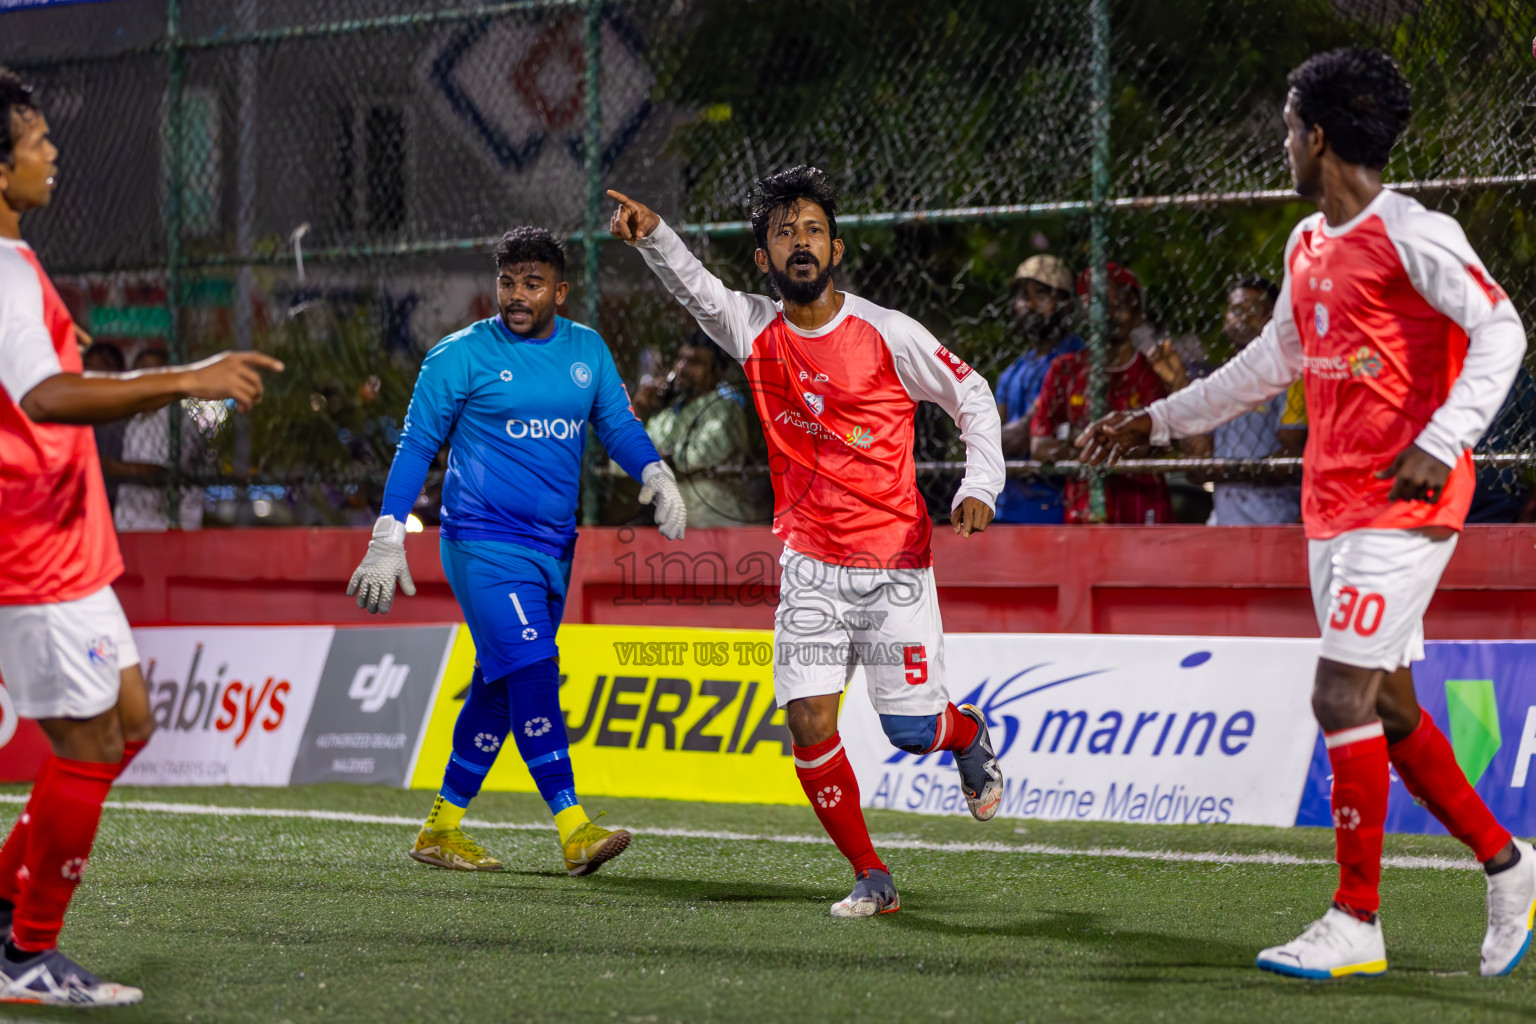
left=1326, top=722, right=1389, bottom=917
left=0, top=758, right=56, bottom=907
left=1390, top=712, right=1510, bottom=862
left=793, top=733, right=887, bottom=876
left=0, top=740, right=142, bottom=913
left=925, top=703, right=979, bottom=754
left=11, top=757, right=118, bottom=952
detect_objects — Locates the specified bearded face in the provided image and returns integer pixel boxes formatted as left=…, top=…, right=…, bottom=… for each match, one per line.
left=1012, top=280, right=1075, bottom=346
left=769, top=247, right=834, bottom=305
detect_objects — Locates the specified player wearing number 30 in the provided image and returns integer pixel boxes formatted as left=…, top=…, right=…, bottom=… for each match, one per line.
left=348, top=227, right=686, bottom=878
left=609, top=168, right=1006, bottom=919
left=1079, top=49, right=1534, bottom=979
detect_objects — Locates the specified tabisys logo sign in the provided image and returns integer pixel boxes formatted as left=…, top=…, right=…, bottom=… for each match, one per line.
left=841, top=634, right=1322, bottom=828
left=122, top=627, right=334, bottom=787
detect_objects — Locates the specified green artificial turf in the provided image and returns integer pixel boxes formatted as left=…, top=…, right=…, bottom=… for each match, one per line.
left=1, top=784, right=1532, bottom=1023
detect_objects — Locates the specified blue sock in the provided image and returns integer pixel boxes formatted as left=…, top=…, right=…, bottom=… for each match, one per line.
left=505, top=659, right=579, bottom=814
left=440, top=665, right=510, bottom=807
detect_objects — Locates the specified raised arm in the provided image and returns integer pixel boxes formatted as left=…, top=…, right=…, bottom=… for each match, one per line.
left=1, top=253, right=282, bottom=422
left=608, top=190, right=776, bottom=363
left=18, top=354, right=283, bottom=424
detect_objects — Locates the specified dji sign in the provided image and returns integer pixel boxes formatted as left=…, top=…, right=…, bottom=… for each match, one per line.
left=349, top=653, right=411, bottom=713
left=292, top=627, right=455, bottom=786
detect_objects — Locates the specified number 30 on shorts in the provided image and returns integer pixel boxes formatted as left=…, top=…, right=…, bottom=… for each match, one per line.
left=1329, top=586, right=1385, bottom=637
left=903, top=644, right=928, bottom=685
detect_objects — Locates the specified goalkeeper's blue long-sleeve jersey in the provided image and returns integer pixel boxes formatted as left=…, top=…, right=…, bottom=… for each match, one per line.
left=380, top=315, right=659, bottom=560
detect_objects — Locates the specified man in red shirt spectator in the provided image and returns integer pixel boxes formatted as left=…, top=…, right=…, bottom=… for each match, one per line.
left=1029, top=263, right=1192, bottom=523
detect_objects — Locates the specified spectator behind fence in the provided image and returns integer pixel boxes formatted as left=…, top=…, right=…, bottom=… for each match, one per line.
left=993, top=254, right=1081, bottom=523
left=1191, top=277, right=1307, bottom=524
left=628, top=329, right=762, bottom=527
left=1030, top=264, right=1190, bottom=523
left=81, top=342, right=128, bottom=510
left=113, top=346, right=206, bottom=531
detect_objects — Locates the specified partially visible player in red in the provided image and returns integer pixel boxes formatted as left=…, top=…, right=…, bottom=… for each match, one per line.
left=1078, top=48, right=1533, bottom=979
left=608, top=168, right=1005, bottom=919
left=0, top=68, right=281, bottom=1006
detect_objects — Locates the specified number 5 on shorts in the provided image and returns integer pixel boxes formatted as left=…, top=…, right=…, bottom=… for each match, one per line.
left=903, top=644, right=928, bottom=685
left=1329, top=586, right=1385, bottom=637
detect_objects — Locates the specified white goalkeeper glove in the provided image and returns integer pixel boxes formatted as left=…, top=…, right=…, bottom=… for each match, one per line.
left=639, top=461, right=687, bottom=540
left=347, top=514, right=416, bottom=614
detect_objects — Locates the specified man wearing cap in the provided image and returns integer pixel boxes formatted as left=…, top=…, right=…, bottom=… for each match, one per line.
left=993, top=255, right=1082, bottom=523
left=1029, top=261, right=1180, bottom=524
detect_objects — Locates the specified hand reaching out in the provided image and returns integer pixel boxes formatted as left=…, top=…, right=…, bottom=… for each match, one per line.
left=181, top=351, right=286, bottom=413
left=1075, top=410, right=1154, bottom=466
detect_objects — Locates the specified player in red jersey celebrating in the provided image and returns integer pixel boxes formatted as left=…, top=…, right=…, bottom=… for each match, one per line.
left=1078, top=48, right=1533, bottom=979
left=609, top=168, right=1005, bottom=918
left=0, top=69, right=281, bottom=1005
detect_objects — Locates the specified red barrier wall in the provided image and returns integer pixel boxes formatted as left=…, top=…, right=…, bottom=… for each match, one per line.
left=115, top=525, right=1536, bottom=638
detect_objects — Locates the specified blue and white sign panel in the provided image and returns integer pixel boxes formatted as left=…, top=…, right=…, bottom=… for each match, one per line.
left=1296, top=641, right=1536, bottom=836
left=842, top=634, right=1322, bottom=828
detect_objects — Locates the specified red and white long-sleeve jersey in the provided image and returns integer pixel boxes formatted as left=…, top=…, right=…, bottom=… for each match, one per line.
left=1146, top=189, right=1526, bottom=538
left=637, top=220, right=1004, bottom=567
left=0, top=237, right=122, bottom=603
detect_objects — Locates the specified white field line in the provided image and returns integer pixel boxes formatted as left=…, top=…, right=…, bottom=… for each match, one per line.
left=0, top=793, right=1479, bottom=873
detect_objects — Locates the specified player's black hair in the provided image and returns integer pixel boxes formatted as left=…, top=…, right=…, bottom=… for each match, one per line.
left=1287, top=47, right=1411, bottom=170
left=1232, top=275, right=1279, bottom=305
left=680, top=328, right=729, bottom=373
left=0, top=67, right=37, bottom=168
left=494, top=226, right=566, bottom=279
left=748, top=165, right=839, bottom=250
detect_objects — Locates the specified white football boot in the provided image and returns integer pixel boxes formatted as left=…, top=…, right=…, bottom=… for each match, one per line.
left=1255, top=906, right=1387, bottom=979
left=1482, top=838, right=1536, bottom=977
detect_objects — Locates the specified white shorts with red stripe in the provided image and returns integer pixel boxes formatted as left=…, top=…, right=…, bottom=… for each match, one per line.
left=0, top=585, right=139, bottom=720
left=772, top=547, right=951, bottom=716
left=1309, top=528, right=1458, bottom=672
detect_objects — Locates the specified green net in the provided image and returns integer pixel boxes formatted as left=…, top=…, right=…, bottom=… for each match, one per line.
left=4, top=0, right=1533, bottom=527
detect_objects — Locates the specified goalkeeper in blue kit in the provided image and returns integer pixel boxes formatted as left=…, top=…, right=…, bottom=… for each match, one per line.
left=348, top=227, right=686, bottom=876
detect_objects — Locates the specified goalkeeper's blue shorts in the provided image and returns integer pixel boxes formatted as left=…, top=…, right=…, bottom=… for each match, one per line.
left=440, top=537, right=573, bottom=679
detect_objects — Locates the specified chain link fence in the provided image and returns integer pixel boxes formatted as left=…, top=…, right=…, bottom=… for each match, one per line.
left=5, top=0, right=1534, bottom=528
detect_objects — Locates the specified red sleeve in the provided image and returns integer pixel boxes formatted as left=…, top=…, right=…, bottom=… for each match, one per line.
left=1030, top=359, right=1063, bottom=437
